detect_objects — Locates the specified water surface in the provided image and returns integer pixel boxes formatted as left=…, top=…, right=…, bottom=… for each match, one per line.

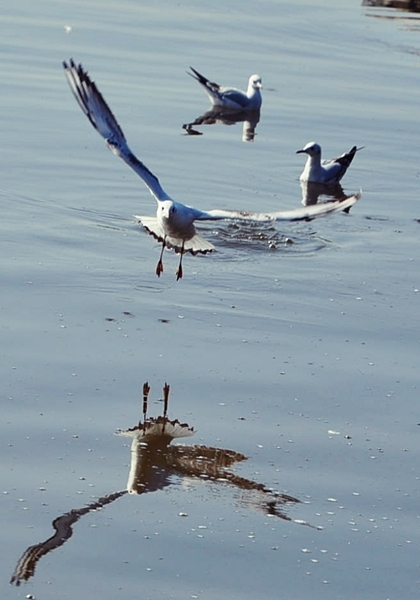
left=1, top=1, right=419, bottom=599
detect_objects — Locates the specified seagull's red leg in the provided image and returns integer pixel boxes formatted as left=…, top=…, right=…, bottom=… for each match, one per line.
left=156, top=239, right=166, bottom=277
left=176, top=241, right=185, bottom=280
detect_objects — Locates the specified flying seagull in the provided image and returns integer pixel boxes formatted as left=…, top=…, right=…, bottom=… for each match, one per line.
left=296, top=141, right=363, bottom=184
left=63, top=60, right=361, bottom=279
left=187, top=67, right=263, bottom=110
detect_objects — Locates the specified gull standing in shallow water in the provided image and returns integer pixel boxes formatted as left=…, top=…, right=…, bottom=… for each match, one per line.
left=187, top=67, right=263, bottom=110
left=63, top=60, right=361, bottom=279
left=296, top=141, right=363, bottom=184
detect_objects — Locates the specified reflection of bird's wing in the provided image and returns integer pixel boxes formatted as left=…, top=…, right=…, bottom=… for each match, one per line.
left=191, top=192, right=361, bottom=222
left=138, top=216, right=215, bottom=254
left=10, top=491, right=125, bottom=586
left=63, top=59, right=172, bottom=203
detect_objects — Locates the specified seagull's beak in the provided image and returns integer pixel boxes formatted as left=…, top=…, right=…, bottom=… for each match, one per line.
left=296, top=149, right=306, bottom=154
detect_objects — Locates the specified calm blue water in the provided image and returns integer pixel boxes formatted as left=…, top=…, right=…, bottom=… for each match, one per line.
left=1, top=1, right=419, bottom=598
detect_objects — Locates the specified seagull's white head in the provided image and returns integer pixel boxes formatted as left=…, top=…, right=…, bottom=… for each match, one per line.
left=158, top=200, right=176, bottom=221
left=249, top=74, right=262, bottom=90
left=296, top=141, right=321, bottom=157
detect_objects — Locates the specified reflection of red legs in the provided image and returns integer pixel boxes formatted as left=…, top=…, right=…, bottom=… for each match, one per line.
left=142, top=382, right=150, bottom=429
left=162, top=383, right=170, bottom=433
left=163, top=383, right=170, bottom=420
left=156, top=239, right=166, bottom=277
left=176, top=241, right=185, bottom=280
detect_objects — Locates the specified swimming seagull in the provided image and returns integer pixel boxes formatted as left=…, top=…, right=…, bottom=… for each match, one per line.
left=296, top=141, right=363, bottom=184
left=188, top=67, right=263, bottom=110
left=63, top=60, right=361, bottom=279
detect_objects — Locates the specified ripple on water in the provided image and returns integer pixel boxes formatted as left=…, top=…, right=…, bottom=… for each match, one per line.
left=210, top=221, right=328, bottom=256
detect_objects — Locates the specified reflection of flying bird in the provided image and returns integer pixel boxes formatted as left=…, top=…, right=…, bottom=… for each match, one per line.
left=117, top=382, right=302, bottom=521
left=296, top=141, right=363, bottom=183
left=63, top=61, right=361, bottom=280
left=10, top=490, right=126, bottom=586
left=10, top=381, right=314, bottom=586
left=188, top=67, right=263, bottom=110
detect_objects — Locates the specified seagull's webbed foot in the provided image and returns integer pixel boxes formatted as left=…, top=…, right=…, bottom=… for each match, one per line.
left=156, top=259, right=164, bottom=277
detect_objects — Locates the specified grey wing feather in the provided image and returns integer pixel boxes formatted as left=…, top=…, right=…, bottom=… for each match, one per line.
left=219, top=89, right=248, bottom=108
left=63, top=59, right=172, bottom=202
left=195, top=193, right=361, bottom=222
left=63, top=59, right=125, bottom=142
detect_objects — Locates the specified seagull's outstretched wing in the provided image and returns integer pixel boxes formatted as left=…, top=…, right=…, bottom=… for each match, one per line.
left=63, top=59, right=172, bottom=203
left=190, top=192, right=362, bottom=222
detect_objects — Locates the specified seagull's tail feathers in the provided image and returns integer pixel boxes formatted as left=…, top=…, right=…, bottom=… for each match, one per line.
left=136, top=216, right=214, bottom=255
left=137, top=216, right=165, bottom=242
left=176, top=234, right=214, bottom=255
left=188, top=67, right=221, bottom=101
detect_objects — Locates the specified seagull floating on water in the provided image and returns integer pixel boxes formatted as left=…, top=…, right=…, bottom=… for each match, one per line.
left=188, top=67, right=263, bottom=110
left=63, top=60, right=361, bottom=279
left=296, top=141, right=363, bottom=184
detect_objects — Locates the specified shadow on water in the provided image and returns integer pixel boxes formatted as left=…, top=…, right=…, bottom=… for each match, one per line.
left=10, top=383, right=312, bottom=587
left=182, top=108, right=261, bottom=142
